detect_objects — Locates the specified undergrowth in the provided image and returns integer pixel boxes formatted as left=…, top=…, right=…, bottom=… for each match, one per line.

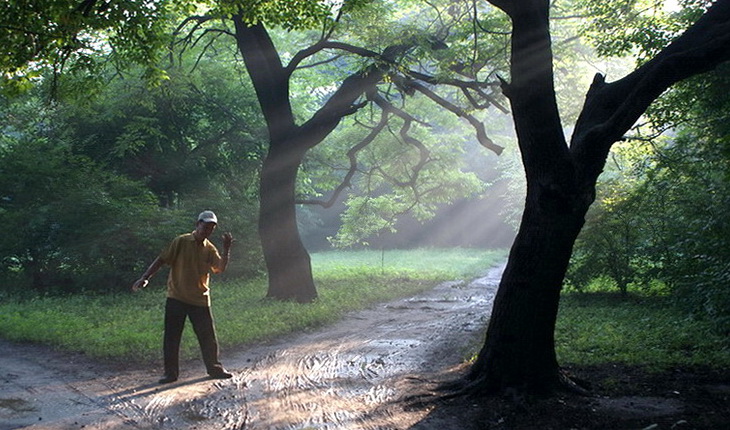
left=556, top=291, right=730, bottom=371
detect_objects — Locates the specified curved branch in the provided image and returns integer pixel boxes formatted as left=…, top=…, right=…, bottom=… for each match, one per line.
left=571, top=0, right=730, bottom=183
left=188, top=29, right=226, bottom=71
left=474, top=0, right=511, bottom=35
left=461, top=86, right=509, bottom=113
left=408, top=69, right=501, bottom=90
left=298, top=44, right=413, bottom=147
left=487, top=0, right=514, bottom=15
left=407, top=69, right=509, bottom=113
left=286, top=41, right=382, bottom=75
left=398, top=77, right=504, bottom=155
left=370, top=93, right=432, bottom=188
left=172, top=15, right=215, bottom=46
left=297, top=109, right=390, bottom=207
left=295, top=53, right=345, bottom=71
left=170, top=15, right=237, bottom=71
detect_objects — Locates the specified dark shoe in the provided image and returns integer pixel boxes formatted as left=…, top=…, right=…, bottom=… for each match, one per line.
left=158, top=375, right=178, bottom=384
left=208, top=369, right=233, bottom=379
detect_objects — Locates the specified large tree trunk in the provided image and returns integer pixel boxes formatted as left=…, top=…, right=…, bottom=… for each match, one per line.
left=258, top=143, right=317, bottom=302
left=233, top=18, right=398, bottom=302
left=466, top=0, right=730, bottom=396
left=468, top=184, right=589, bottom=394
left=465, top=0, right=578, bottom=394
left=232, top=20, right=317, bottom=302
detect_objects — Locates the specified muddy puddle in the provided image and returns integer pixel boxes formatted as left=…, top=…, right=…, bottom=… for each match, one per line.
left=0, top=264, right=503, bottom=429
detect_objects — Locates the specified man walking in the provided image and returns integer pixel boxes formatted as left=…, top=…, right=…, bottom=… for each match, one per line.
left=132, top=210, right=234, bottom=383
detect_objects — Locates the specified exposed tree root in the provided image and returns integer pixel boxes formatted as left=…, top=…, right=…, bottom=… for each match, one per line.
left=559, top=368, right=593, bottom=396
left=403, top=366, right=594, bottom=414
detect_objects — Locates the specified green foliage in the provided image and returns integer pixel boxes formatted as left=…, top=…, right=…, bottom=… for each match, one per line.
left=576, top=0, right=693, bottom=59
left=557, top=291, right=730, bottom=371
left=307, top=100, right=493, bottom=248
left=0, top=0, right=174, bottom=94
left=0, top=56, right=267, bottom=292
left=567, top=143, right=659, bottom=294
left=0, top=107, right=181, bottom=293
left=2, top=0, right=520, bottom=261
left=215, top=0, right=336, bottom=30
left=0, top=0, right=373, bottom=95
left=655, top=134, right=730, bottom=332
left=59, top=51, right=266, bottom=278
left=59, top=63, right=265, bottom=208
left=568, top=61, right=730, bottom=333
left=0, top=248, right=504, bottom=360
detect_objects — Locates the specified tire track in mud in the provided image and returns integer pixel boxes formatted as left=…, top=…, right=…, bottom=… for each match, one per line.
left=229, top=264, right=503, bottom=429
left=0, top=264, right=503, bottom=429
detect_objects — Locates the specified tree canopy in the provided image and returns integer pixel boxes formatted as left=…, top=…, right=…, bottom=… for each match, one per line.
left=1, top=0, right=513, bottom=298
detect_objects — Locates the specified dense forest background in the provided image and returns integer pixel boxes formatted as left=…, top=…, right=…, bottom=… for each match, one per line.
left=0, top=0, right=728, bottom=336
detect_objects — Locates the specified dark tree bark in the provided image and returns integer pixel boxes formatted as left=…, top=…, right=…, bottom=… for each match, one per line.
left=257, top=142, right=317, bottom=302
left=466, top=0, right=730, bottom=395
left=231, top=21, right=315, bottom=302
left=231, top=19, right=399, bottom=302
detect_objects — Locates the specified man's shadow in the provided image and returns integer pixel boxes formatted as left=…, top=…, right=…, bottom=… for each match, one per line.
left=108, top=376, right=213, bottom=402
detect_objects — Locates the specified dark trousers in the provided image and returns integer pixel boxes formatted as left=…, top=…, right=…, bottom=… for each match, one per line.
left=163, top=298, right=224, bottom=378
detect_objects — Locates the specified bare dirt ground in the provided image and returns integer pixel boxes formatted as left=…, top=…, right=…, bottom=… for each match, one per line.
left=1, top=263, right=729, bottom=429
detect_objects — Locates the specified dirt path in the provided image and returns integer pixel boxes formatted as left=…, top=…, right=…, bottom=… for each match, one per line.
left=0, top=264, right=504, bottom=430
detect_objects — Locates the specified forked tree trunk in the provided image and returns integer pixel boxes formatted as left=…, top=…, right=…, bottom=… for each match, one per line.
left=466, top=0, right=730, bottom=397
left=233, top=18, right=397, bottom=302
left=232, top=20, right=318, bottom=302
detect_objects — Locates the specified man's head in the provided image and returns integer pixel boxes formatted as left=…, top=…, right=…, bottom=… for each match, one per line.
left=197, top=210, right=218, bottom=224
left=194, top=210, right=218, bottom=241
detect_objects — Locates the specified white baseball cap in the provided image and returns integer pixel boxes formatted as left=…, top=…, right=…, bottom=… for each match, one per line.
left=197, top=210, right=218, bottom=224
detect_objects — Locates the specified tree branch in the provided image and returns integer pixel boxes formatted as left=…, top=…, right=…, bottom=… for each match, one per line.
left=406, top=69, right=508, bottom=112
left=571, top=0, right=730, bottom=183
left=370, top=93, right=431, bottom=188
left=397, top=76, right=504, bottom=155
left=231, top=19, right=295, bottom=141
left=297, top=108, right=390, bottom=207
left=286, top=41, right=382, bottom=75
left=172, top=15, right=215, bottom=49
left=298, top=44, right=413, bottom=147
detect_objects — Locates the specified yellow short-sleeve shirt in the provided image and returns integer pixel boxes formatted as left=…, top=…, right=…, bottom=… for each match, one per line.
left=159, top=233, right=222, bottom=307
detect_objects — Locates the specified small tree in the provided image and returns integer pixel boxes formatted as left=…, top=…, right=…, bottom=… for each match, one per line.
left=567, top=143, right=662, bottom=295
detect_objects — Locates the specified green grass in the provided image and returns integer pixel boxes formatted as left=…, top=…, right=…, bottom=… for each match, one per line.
left=556, top=292, right=730, bottom=371
left=3, top=248, right=727, bottom=372
left=0, top=248, right=506, bottom=362
left=310, top=247, right=498, bottom=279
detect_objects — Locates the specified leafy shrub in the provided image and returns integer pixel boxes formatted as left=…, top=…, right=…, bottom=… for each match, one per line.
left=568, top=126, right=730, bottom=332
left=0, top=135, right=187, bottom=293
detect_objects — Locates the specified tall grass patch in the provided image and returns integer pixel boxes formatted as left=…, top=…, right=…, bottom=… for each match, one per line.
left=311, top=248, right=502, bottom=279
left=0, top=293, right=163, bottom=361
